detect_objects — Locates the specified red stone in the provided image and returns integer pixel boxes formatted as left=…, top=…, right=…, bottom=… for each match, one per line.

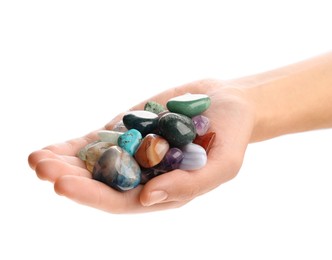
left=193, top=132, right=216, bottom=154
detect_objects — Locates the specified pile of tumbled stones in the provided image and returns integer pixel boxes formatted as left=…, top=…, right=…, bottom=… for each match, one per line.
left=77, top=93, right=216, bottom=191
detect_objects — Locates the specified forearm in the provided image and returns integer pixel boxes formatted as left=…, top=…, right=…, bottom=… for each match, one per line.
left=239, top=52, right=332, bottom=142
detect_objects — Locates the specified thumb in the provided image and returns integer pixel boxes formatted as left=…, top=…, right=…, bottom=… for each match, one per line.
left=139, top=159, right=240, bottom=207
left=139, top=170, right=200, bottom=206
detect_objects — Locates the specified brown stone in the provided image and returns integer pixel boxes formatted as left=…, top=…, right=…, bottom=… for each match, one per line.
left=134, top=134, right=169, bottom=168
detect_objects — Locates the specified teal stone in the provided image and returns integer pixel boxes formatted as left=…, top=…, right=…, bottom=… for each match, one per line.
left=158, top=112, right=196, bottom=147
left=117, top=129, right=142, bottom=156
left=144, top=101, right=166, bottom=114
left=166, top=93, right=211, bottom=117
left=122, top=110, right=159, bottom=136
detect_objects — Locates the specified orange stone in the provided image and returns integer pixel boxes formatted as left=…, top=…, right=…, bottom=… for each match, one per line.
left=193, top=132, right=216, bottom=154
left=134, top=134, right=169, bottom=168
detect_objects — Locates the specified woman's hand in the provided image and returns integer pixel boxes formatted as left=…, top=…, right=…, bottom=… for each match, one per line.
left=28, top=79, right=256, bottom=213
left=28, top=52, right=332, bottom=213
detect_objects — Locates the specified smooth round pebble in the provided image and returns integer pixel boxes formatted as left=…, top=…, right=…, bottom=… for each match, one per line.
left=158, top=112, right=196, bottom=147
left=166, top=93, right=211, bottom=117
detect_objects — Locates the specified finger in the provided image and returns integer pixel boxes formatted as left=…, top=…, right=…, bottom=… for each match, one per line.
left=35, top=159, right=91, bottom=182
left=28, top=149, right=86, bottom=170
left=139, top=154, right=242, bottom=207
left=54, top=175, right=188, bottom=214
left=139, top=114, right=250, bottom=206
left=43, top=130, right=101, bottom=156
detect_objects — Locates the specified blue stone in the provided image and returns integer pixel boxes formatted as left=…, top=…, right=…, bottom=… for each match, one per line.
left=93, top=146, right=141, bottom=191
left=117, top=129, right=142, bottom=156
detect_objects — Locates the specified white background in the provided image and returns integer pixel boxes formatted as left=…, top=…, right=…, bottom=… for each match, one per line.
left=1, top=1, right=331, bottom=259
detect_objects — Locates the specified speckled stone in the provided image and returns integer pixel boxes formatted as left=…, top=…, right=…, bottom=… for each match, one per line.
left=166, top=93, right=211, bottom=117
left=179, top=143, right=207, bottom=170
left=122, top=110, right=159, bottom=136
left=93, top=146, right=141, bottom=191
left=117, top=129, right=142, bottom=156
left=98, top=130, right=123, bottom=144
left=192, top=115, right=210, bottom=136
left=84, top=142, right=114, bottom=172
left=193, top=132, right=216, bottom=154
left=158, top=112, right=196, bottom=147
left=144, top=101, right=166, bottom=114
left=134, top=134, right=169, bottom=168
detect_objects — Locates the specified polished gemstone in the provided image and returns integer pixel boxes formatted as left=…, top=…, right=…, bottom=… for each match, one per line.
left=140, top=168, right=164, bottom=184
left=93, top=146, right=141, bottom=191
left=77, top=140, right=100, bottom=161
left=166, top=93, right=211, bottom=117
left=85, top=142, right=114, bottom=172
left=117, top=129, right=142, bottom=156
left=122, top=110, right=159, bottom=136
left=179, top=143, right=207, bottom=170
left=140, top=148, right=184, bottom=184
left=158, top=112, right=196, bottom=147
left=112, top=120, right=128, bottom=132
left=157, top=147, right=184, bottom=172
left=144, top=101, right=166, bottom=114
left=98, top=130, right=123, bottom=144
left=193, top=131, right=216, bottom=154
left=134, top=134, right=169, bottom=168
left=192, top=115, right=210, bottom=136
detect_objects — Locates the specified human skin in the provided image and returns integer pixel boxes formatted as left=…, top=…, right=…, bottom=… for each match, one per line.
left=28, top=51, right=332, bottom=213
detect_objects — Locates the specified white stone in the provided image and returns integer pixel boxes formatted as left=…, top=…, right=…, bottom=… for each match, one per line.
left=97, top=130, right=123, bottom=144
left=179, top=143, right=207, bottom=170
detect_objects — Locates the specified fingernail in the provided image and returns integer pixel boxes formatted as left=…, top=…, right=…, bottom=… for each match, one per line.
left=144, top=190, right=168, bottom=206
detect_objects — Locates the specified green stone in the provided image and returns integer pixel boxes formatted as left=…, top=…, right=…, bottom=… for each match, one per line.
left=158, top=112, right=196, bottom=147
left=166, top=93, right=211, bottom=117
left=144, top=101, right=166, bottom=114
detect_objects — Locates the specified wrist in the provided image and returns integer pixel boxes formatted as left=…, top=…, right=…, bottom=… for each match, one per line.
left=237, top=51, right=332, bottom=143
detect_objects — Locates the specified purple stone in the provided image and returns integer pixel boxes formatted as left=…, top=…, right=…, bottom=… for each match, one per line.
left=158, top=147, right=184, bottom=171
left=192, top=115, right=210, bottom=136
left=140, top=168, right=164, bottom=184
left=140, top=148, right=184, bottom=184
